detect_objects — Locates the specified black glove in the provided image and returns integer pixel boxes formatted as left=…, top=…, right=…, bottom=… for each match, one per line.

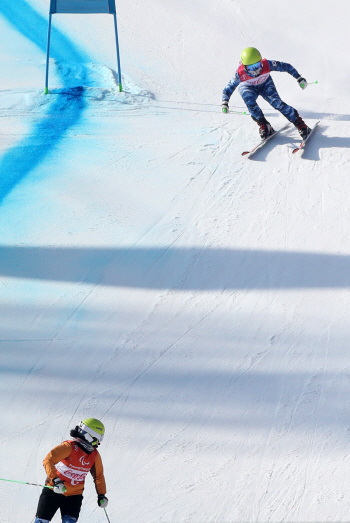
left=52, top=477, right=66, bottom=495
left=297, top=76, right=307, bottom=89
left=221, top=100, right=229, bottom=113
left=98, top=494, right=108, bottom=508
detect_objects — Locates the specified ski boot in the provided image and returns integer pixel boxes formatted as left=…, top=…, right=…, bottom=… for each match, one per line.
left=293, top=112, right=311, bottom=140
left=256, top=117, right=275, bottom=140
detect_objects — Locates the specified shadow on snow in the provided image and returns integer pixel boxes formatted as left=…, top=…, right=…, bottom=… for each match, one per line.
left=1, top=245, right=350, bottom=290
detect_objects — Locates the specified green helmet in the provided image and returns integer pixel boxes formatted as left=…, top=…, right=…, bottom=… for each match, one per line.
left=241, top=47, right=262, bottom=66
left=79, top=418, right=105, bottom=446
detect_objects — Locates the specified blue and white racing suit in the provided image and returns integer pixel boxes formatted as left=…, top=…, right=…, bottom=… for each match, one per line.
left=222, top=59, right=301, bottom=123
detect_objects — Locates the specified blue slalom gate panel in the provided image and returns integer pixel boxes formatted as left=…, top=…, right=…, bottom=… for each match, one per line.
left=46, top=0, right=122, bottom=93
left=50, top=0, right=116, bottom=14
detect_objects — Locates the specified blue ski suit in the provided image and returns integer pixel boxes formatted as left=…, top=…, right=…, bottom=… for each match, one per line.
left=222, top=59, right=301, bottom=123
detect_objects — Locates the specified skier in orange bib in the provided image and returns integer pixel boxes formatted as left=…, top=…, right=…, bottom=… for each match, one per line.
left=34, top=418, right=108, bottom=523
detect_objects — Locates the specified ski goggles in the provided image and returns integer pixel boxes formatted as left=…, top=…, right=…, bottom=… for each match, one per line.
left=245, top=61, right=263, bottom=76
left=79, top=426, right=104, bottom=445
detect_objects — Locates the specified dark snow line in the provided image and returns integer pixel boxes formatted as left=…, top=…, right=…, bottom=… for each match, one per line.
left=1, top=245, right=350, bottom=289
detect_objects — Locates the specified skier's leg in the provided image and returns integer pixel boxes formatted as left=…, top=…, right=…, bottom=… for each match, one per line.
left=35, top=487, right=61, bottom=523
left=239, top=85, right=274, bottom=138
left=261, top=77, right=311, bottom=138
left=239, top=85, right=265, bottom=121
left=60, top=494, right=83, bottom=523
left=261, top=77, right=297, bottom=122
left=62, top=516, right=77, bottom=523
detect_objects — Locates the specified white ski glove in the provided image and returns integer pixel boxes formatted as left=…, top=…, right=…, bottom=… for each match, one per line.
left=52, top=477, right=67, bottom=495
left=221, top=100, right=229, bottom=113
left=297, top=76, right=308, bottom=89
left=98, top=494, right=109, bottom=508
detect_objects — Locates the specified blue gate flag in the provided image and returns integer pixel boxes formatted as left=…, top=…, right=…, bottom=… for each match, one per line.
left=50, top=0, right=116, bottom=14
left=45, top=0, right=122, bottom=93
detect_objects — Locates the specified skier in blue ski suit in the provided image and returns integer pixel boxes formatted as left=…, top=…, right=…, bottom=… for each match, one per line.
left=222, top=47, right=311, bottom=140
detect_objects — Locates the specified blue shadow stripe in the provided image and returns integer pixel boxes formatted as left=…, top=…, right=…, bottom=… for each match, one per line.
left=1, top=245, right=350, bottom=290
left=0, top=0, right=90, bottom=203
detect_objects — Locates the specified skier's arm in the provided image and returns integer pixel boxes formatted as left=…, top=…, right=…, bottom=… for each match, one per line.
left=267, top=59, right=301, bottom=79
left=222, top=72, right=241, bottom=102
left=43, top=442, right=72, bottom=481
left=90, top=452, right=107, bottom=496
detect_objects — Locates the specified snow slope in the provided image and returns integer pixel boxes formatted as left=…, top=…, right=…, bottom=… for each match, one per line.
left=1, top=1, right=350, bottom=522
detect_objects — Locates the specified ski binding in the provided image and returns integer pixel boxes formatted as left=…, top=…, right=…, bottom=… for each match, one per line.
left=292, top=120, right=320, bottom=154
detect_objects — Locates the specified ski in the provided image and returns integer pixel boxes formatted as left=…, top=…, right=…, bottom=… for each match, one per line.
left=241, top=123, right=291, bottom=158
left=292, top=120, right=320, bottom=154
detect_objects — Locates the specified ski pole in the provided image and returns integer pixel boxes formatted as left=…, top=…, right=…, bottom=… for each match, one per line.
left=104, top=508, right=111, bottom=523
left=0, top=477, right=53, bottom=489
left=224, top=109, right=248, bottom=115
left=308, top=81, right=318, bottom=85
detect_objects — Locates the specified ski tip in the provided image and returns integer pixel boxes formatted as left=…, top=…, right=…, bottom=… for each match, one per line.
left=241, top=151, right=250, bottom=156
left=292, top=147, right=300, bottom=154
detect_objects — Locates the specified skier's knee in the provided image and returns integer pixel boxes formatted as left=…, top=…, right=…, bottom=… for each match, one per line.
left=271, top=98, right=285, bottom=111
left=62, top=516, right=77, bottom=523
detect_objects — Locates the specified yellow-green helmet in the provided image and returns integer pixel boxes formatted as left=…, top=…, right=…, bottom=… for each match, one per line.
left=79, top=418, right=105, bottom=446
left=241, top=47, right=262, bottom=66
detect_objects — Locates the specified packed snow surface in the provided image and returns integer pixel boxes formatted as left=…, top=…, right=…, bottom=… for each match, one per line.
left=1, top=1, right=350, bottom=522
